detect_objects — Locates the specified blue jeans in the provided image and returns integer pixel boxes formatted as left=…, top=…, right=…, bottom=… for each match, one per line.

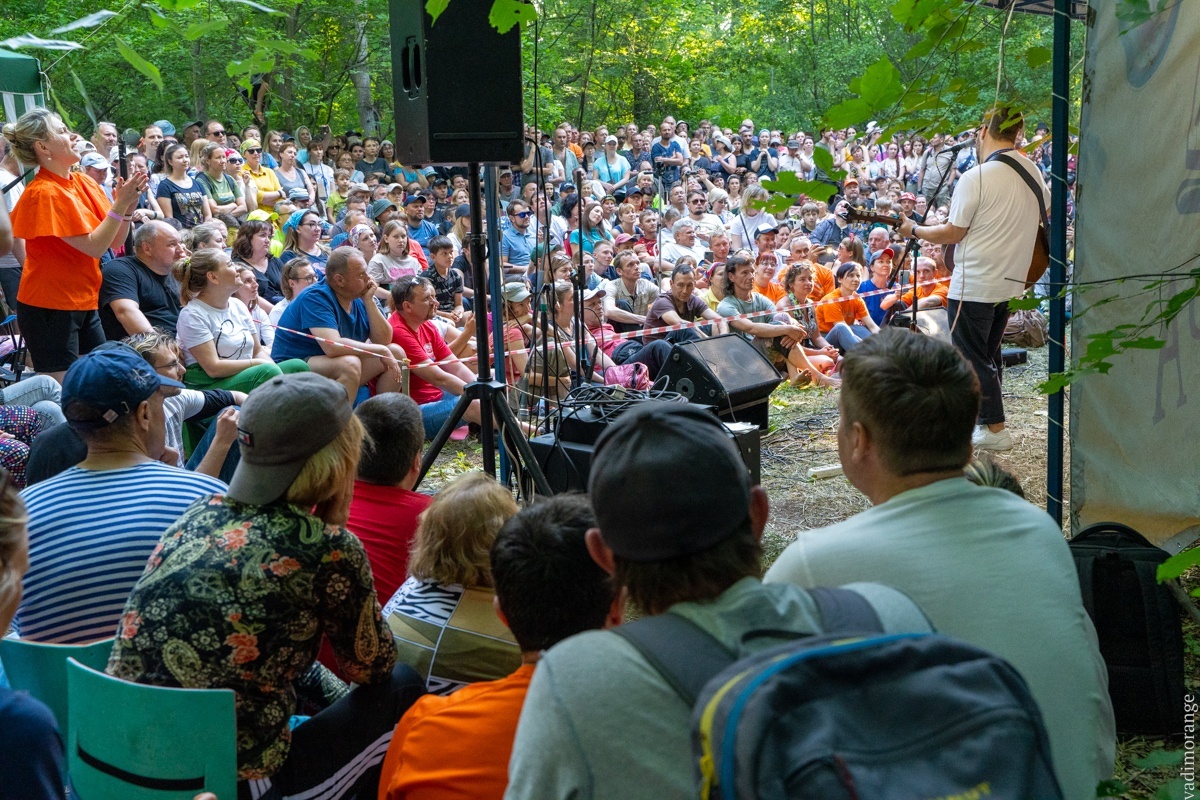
left=185, top=412, right=241, bottom=484
left=2, top=374, right=66, bottom=425
left=825, top=322, right=872, bottom=353
left=420, top=390, right=466, bottom=439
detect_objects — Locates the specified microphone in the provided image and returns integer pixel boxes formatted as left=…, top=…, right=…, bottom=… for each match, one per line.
left=944, top=137, right=975, bottom=153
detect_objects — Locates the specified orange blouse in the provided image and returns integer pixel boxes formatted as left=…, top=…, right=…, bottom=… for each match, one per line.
left=10, top=168, right=112, bottom=311
left=815, top=289, right=869, bottom=334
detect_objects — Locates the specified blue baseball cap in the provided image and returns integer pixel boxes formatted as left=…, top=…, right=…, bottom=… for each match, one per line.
left=62, top=344, right=184, bottom=426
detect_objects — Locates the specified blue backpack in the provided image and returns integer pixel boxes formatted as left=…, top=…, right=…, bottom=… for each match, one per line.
left=615, top=587, right=1064, bottom=800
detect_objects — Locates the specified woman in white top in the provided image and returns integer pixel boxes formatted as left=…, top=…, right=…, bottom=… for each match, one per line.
left=173, top=249, right=308, bottom=393
left=268, top=258, right=318, bottom=325
left=729, top=185, right=771, bottom=251
left=368, top=220, right=421, bottom=285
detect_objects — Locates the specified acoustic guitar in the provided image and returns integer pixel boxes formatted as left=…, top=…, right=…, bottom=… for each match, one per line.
left=844, top=207, right=1050, bottom=289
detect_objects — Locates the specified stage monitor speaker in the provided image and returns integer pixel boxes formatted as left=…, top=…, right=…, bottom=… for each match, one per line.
left=388, top=0, right=525, bottom=165
left=659, top=334, right=782, bottom=429
left=528, top=423, right=762, bottom=495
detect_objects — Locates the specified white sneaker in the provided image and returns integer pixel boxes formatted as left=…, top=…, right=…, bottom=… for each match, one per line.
left=971, top=425, right=986, bottom=445
left=975, top=427, right=1013, bottom=452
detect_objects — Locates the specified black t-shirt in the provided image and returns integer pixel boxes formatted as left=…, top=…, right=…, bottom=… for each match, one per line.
left=155, top=177, right=207, bottom=228
left=355, top=157, right=390, bottom=181
left=26, top=423, right=87, bottom=487
left=422, top=265, right=465, bottom=310
left=99, top=256, right=183, bottom=340
left=239, top=257, right=285, bottom=304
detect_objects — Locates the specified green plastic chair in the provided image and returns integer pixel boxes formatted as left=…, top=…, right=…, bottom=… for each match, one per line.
left=0, top=636, right=114, bottom=733
left=66, top=658, right=238, bottom=800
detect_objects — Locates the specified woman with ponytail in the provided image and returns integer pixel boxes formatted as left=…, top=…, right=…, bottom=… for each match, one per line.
left=173, top=249, right=308, bottom=392
left=3, top=108, right=148, bottom=380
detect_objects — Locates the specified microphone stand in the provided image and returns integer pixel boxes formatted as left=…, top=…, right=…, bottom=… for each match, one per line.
left=117, top=137, right=135, bottom=253
left=572, top=169, right=594, bottom=383
left=892, top=143, right=958, bottom=333
left=416, top=161, right=551, bottom=496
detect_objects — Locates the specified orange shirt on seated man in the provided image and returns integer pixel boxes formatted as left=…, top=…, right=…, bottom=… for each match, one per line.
left=377, top=495, right=621, bottom=800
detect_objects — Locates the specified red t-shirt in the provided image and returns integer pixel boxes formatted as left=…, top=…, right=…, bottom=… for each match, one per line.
left=346, top=480, right=431, bottom=604
left=389, top=312, right=455, bottom=404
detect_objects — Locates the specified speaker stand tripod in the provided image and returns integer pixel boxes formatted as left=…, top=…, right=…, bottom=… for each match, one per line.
left=414, top=163, right=552, bottom=496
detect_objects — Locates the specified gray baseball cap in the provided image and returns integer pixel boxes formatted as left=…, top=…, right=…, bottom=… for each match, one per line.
left=227, top=372, right=354, bottom=505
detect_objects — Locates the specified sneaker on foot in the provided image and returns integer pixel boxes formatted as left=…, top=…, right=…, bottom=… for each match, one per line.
left=975, top=427, right=1013, bottom=452
left=971, top=425, right=986, bottom=444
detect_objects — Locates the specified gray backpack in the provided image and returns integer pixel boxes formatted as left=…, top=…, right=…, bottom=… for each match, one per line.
left=614, top=587, right=1064, bottom=800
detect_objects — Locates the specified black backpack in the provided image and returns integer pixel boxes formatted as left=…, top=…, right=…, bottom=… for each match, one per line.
left=1069, top=522, right=1185, bottom=736
left=615, top=587, right=1063, bottom=800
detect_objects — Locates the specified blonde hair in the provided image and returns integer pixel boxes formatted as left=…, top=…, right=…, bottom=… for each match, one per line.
left=287, top=413, right=366, bottom=517
left=2, top=107, right=58, bottom=168
left=172, top=248, right=230, bottom=304
left=407, top=472, right=517, bottom=587
left=189, top=137, right=210, bottom=169
left=0, top=470, right=29, bottom=628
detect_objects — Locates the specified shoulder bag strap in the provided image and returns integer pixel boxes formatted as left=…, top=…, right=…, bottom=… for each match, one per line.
left=992, top=152, right=1048, bottom=224
left=808, top=586, right=886, bottom=635
left=613, top=613, right=736, bottom=706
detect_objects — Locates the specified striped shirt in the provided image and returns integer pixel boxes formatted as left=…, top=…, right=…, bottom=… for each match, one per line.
left=16, top=462, right=226, bottom=644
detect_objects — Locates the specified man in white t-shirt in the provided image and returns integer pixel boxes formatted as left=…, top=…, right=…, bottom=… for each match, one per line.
left=898, top=106, right=1048, bottom=452
left=659, top=219, right=707, bottom=266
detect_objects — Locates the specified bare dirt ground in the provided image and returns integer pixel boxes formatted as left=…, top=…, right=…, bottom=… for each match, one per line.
left=425, top=339, right=1197, bottom=798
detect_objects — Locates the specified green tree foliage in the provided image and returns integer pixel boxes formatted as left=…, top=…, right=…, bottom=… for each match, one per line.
left=0, top=0, right=1079, bottom=140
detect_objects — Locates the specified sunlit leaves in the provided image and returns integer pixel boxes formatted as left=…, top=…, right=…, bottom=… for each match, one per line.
left=489, top=0, right=536, bottom=34
left=426, top=0, right=452, bottom=25
left=114, top=36, right=163, bottom=92
left=1026, top=46, right=1051, bottom=69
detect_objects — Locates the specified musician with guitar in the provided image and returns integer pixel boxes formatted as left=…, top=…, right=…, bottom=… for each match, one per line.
left=895, top=106, right=1050, bottom=453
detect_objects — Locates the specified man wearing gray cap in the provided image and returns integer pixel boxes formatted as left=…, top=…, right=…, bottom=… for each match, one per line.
left=505, top=403, right=932, bottom=800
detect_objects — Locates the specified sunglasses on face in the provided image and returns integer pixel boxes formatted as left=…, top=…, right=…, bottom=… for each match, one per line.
left=228, top=158, right=243, bottom=164
left=211, top=130, right=226, bottom=137
left=513, top=211, right=532, bottom=219
left=245, top=148, right=262, bottom=154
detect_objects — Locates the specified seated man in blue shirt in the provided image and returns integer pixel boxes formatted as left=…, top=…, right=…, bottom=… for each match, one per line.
left=500, top=199, right=537, bottom=277
left=271, top=246, right=407, bottom=401
left=403, top=194, right=439, bottom=248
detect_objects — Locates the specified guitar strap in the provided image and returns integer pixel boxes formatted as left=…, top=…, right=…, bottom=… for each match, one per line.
left=989, top=152, right=1049, bottom=228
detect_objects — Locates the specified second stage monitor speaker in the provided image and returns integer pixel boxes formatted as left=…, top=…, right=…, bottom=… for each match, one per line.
left=388, top=0, right=526, bottom=165
left=659, top=334, right=783, bottom=429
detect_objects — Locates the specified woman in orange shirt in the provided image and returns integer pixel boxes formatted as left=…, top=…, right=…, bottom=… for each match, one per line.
left=815, top=262, right=879, bottom=352
left=3, top=109, right=147, bottom=380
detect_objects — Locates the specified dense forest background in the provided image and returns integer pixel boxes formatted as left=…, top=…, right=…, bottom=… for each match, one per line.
left=0, top=0, right=1084, bottom=140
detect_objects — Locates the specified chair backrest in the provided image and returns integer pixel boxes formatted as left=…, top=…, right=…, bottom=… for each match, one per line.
left=66, top=658, right=238, bottom=800
left=0, top=636, right=114, bottom=733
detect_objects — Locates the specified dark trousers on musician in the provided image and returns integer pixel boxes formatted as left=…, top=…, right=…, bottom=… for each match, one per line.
left=947, top=299, right=1010, bottom=426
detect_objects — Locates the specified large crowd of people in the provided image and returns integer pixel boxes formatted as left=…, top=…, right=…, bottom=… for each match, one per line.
left=0, top=103, right=1103, bottom=800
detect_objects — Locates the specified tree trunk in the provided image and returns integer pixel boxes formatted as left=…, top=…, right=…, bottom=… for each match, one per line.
left=350, top=0, right=379, bottom=136
left=191, top=40, right=206, bottom=122
left=277, top=6, right=300, bottom=129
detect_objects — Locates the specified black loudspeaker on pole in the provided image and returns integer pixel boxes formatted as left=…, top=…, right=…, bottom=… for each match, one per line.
left=388, top=0, right=526, bottom=165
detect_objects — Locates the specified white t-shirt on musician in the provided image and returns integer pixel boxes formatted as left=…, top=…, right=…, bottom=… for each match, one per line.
left=947, top=153, right=1049, bottom=304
